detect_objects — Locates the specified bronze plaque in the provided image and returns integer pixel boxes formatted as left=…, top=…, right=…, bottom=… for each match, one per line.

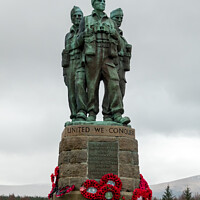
left=88, top=142, right=118, bottom=179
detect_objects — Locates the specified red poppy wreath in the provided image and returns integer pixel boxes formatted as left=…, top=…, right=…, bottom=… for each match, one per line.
left=56, top=185, right=75, bottom=197
left=131, top=188, right=152, bottom=200
left=48, top=167, right=59, bottom=199
left=80, top=179, right=100, bottom=200
left=100, top=173, right=122, bottom=191
left=97, top=184, right=121, bottom=200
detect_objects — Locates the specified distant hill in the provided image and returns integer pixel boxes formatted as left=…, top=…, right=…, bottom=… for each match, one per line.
left=150, top=175, right=200, bottom=198
left=0, top=175, right=200, bottom=198
left=0, top=184, right=50, bottom=197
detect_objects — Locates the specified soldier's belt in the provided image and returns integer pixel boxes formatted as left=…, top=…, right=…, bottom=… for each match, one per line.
left=96, top=42, right=110, bottom=48
left=69, top=49, right=81, bottom=55
left=69, top=53, right=81, bottom=60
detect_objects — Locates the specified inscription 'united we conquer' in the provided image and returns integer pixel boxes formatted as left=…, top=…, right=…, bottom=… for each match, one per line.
left=65, top=126, right=134, bottom=136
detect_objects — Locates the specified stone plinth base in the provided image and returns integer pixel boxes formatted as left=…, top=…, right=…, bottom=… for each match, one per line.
left=53, top=192, right=85, bottom=200
left=53, top=191, right=133, bottom=200
left=57, top=124, right=140, bottom=196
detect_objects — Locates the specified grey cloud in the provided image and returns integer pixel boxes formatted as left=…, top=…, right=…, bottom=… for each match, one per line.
left=1, top=0, right=199, bottom=138
left=0, top=0, right=200, bottom=185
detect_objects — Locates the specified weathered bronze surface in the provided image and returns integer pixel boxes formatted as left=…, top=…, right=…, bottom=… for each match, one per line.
left=88, top=142, right=118, bottom=179
left=62, top=6, right=87, bottom=122
left=110, top=8, right=132, bottom=98
left=102, top=8, right=132, bottom=120
left=57, top=4, right=139, bottom=199
left=62, top=1, right=132, bottom=126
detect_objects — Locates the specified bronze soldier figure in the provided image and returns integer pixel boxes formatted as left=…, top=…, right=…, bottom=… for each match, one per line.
left=110, top=8, right=132, bottom=98
left=78, top=0, right=130, bottom=125
left=102, top=8, right=132, bottom=121
left=62, top=6, right=87, bottom=121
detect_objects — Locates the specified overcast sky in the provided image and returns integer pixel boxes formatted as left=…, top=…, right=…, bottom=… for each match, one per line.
left=0, top=0, right=200, bottom=186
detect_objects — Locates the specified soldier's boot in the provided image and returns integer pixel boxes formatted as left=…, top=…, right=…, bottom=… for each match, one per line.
left=76, top=111, right=87, bottom=121
left=87, top=112, right=96, bottom=121
left=103, top=115, right=113, bottom=121
left=71, top=118, right=76, bottom=122
left=70, top=114, right=77, bottom=122
left=113, top=113, right=131, bottom=125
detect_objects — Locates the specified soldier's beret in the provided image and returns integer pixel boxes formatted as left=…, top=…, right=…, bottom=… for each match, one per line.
left=91, top=0, right=96, bottom=6
left=110, top=8, right=123, bottom=19
left=70, top=6, right=83, bottom=18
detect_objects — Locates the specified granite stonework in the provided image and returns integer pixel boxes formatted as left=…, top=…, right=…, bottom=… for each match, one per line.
left=54, top=124, right=140, bottom=200
left=53, top=191, right=136, bottom=200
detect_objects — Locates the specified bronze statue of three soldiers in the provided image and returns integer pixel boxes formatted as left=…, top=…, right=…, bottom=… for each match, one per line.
left=62, top=0, right=132, bottom=125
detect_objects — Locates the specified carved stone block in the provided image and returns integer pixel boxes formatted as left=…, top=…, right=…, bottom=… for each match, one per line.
left=119, top=137, right=136, bottom=151
left=58, top=150, right=87, bottom=165
left=59, top=137, right=87, bottom=152
left=59, top=163, right=87, bottom=177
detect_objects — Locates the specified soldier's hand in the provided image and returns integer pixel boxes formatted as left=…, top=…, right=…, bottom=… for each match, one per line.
left=110, top=29, right=118, bottom=40
left=64, top=75, right=68, bottom=86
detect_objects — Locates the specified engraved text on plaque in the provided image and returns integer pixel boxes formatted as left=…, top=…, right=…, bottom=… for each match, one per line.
left=88, top=142, right=118, bottom=179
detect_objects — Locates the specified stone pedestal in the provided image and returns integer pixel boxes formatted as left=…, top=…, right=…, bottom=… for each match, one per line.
left=56, top=124, right=140, bottom=200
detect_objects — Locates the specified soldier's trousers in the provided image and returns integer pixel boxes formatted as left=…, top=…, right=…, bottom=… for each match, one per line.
left=85, top=46, right=124, bottom=116
left=102, top=59, right=126, bottom=117
left=63, top=58, right=87, bottom=119
left=118, top=63, right=127, bottom=99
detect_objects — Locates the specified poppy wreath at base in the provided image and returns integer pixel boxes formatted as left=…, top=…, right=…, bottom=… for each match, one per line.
left=48, top=166, right=75, bottom=199
left=100, top=173, right=122, bottom=191
left=48, top=183, right=57, bottom=199
left=80, top=180, right=100, bottom=200
left=97, top=184, right=121, bottom=200
left=48, top=166, right=59, bottom=199
left=56, top=185, right=75, bottom=197
left=131, top=188, right=152, bottom=200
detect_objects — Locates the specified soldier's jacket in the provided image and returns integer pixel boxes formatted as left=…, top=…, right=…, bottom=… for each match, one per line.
left=117, top=29, right=132, bottom=72
left=77, top=10, right=122, bottom=58
left=62, top=25, right=82, bottom=68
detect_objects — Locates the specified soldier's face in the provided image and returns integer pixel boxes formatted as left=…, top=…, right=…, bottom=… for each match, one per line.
left=93, top=0, right=105, bottom=12
left=72, top=11, right=83, bottom=26
left=112, top=13, right=123, bottom=27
